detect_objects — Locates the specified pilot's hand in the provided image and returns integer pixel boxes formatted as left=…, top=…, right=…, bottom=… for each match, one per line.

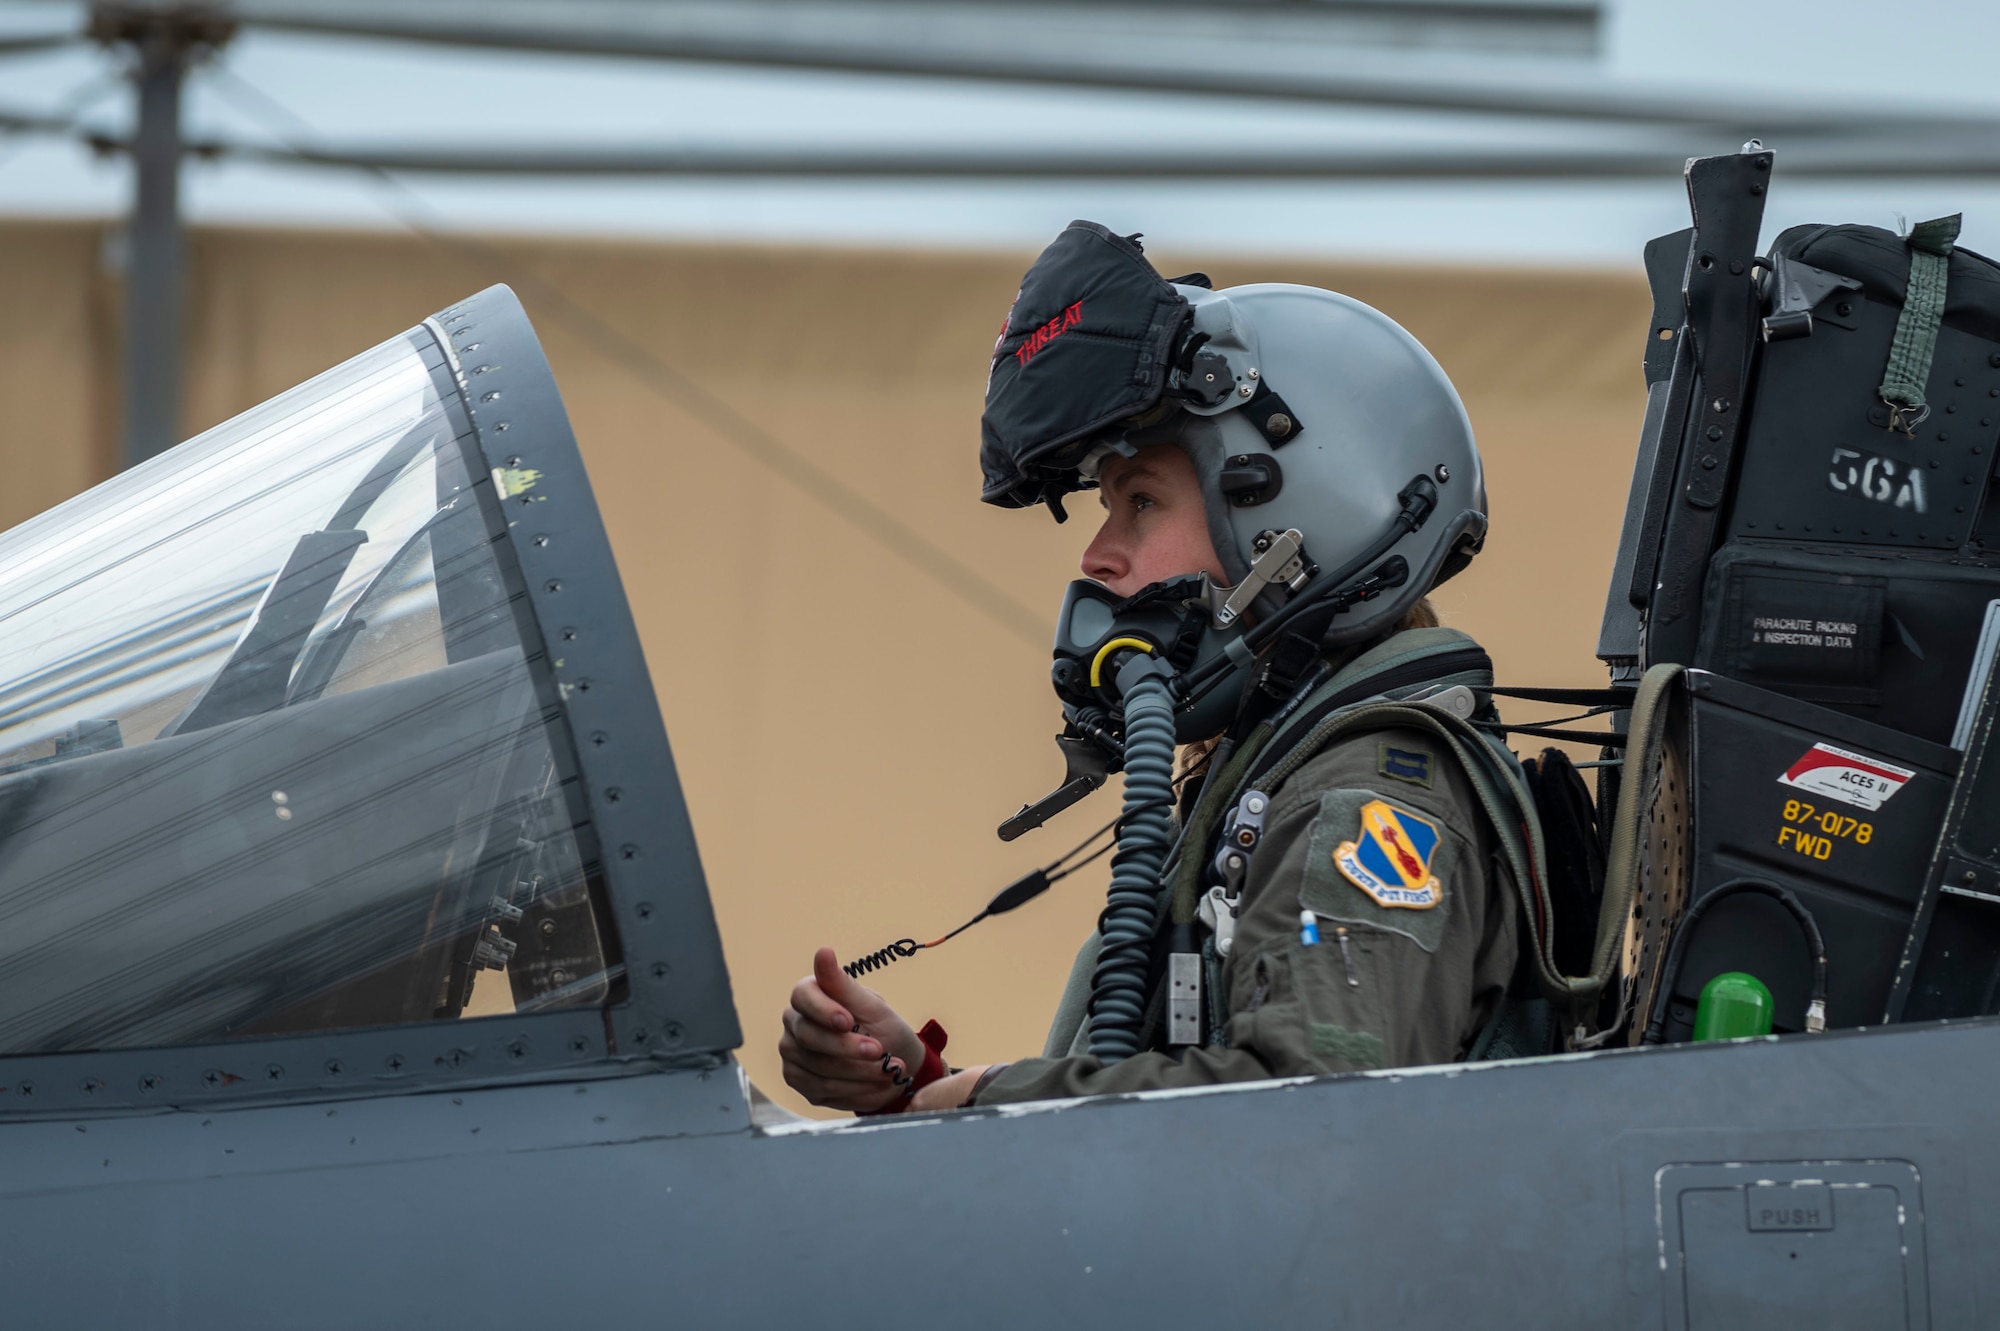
left=780, top=946, right=927, bottom=1114
left=910, top=1065, right=990, bottom=1112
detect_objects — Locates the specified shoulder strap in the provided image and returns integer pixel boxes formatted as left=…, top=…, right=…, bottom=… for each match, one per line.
left=1163, top=639, right=1493, bottom=928
left=1247, top=696, right=1583, bottom=1014
left=1582, top=663, right=1685, bottom=1045
left=1248, top=683, right=1656, bottom=1015
left=1254, top=667, right=1687, bottom=1042
left=1249, top=645, right=1494, bottom=789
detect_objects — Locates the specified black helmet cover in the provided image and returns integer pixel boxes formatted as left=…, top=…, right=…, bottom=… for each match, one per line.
left=979, top=221, right=1191, bottom=513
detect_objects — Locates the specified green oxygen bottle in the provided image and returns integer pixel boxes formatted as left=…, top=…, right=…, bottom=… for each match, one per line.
left=1692, top=971, right=1775, bottom=1041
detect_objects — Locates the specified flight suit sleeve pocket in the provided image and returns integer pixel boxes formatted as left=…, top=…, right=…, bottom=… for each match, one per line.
left=1300, top=787, right=1455, bottom=953
left=1225, top=937, right=1387, bottom=1075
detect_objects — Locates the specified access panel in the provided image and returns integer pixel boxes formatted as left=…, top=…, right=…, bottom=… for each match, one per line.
left=1658, top=1160, right=1928, bottom=1331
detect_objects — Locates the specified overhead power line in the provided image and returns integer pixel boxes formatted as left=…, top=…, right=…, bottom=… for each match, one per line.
left=214, top=0, right=1999, bottom=138
left=227, top=0, right=1603, bottom=69
left=0, top=75, right=126, bottom=173
left=0, top=33, right=77, bottom=58
left=162, top=136, right=2000, bottom=181
left=0, top=108, right=81, bottom=135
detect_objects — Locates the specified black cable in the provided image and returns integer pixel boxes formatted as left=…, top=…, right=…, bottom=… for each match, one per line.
left=0, top=72, right=123, bottom=174
left=1048, top=815, right=1121, bottom=874
left=1640, top=878, right=1829, bottom=1045
left=1491, top=703, right=1623, bottom=729
left=842, top=813, right=1120, bottom=979
left=0, top=35, right=75, bottom=59
left=843, top=939, right=922, bottom=977
left=1478, top=722, right=1629, bottom=747
left=1177, top=488, right=1430, bottom=708
left=1475, top=701, right=1628, bottom=748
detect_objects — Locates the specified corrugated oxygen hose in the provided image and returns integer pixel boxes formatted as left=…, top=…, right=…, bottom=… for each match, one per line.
left=1087, top=663, right=1178, bottom=1063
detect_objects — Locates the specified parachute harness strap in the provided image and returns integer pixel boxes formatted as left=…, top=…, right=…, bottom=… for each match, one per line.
left=1879, top=213, right=1962, bottom=434
left=1086, top=657, right=1178, bottom=1063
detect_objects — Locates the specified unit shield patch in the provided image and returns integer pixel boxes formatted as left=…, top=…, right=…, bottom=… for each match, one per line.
left=1333, top=799, right=1443, bottom=909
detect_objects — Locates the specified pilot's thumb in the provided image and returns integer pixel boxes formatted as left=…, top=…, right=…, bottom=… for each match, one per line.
left=813, top=946, right=882, bottom=1024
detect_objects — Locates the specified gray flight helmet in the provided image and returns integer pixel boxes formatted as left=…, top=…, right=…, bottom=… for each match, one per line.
left=1117, top=282, right=1487, bottom=646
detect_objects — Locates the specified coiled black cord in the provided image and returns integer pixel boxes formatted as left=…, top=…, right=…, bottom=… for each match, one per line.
left=844, top=939, right=922, bottom=978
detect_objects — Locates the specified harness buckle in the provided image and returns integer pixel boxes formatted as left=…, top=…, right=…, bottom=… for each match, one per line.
left=1406, top=682, right=1484, bottom=721
left=1196, top=885, right=1238, bottom=958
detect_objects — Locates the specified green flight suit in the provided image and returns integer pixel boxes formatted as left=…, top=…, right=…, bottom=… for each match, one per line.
left=972, top=627, right=1520, bottom=1105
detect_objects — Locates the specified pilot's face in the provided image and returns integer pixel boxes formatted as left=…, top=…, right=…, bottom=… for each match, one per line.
left=1081, top=444, right=1226, bottom=599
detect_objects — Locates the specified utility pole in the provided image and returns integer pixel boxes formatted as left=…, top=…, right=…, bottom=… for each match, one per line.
left=89, top=4, right=234, bottom=469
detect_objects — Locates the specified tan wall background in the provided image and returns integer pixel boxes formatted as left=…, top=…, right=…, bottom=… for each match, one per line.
left=0, top=219, right=1652, bottom=1116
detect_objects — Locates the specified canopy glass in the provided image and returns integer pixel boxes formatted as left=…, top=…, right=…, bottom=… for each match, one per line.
left=0, top=328, right=618, bottom=1053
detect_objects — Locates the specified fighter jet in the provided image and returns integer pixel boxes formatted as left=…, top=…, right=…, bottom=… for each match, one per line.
left=2, top=147, right=1998, bottom=1326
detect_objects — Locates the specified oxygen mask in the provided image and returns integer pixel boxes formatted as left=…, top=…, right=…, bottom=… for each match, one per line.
left=1052, top=574, right=1250, bottom=737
